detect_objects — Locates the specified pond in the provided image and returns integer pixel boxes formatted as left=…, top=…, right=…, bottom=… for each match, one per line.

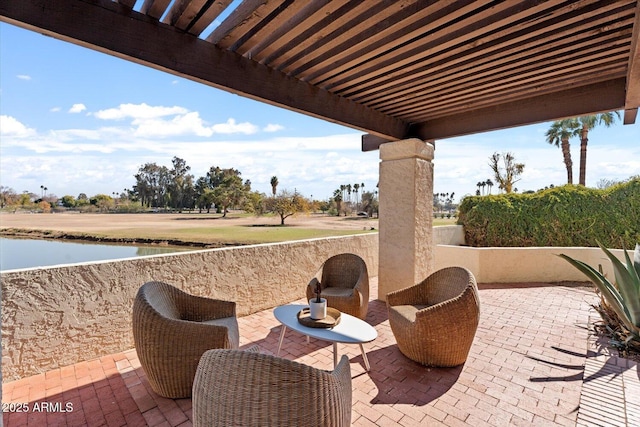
left=0, top=237, right=195, bottom=271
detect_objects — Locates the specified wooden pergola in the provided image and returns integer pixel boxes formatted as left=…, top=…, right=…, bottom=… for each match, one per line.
left=2, top=0, right=639, bottom=150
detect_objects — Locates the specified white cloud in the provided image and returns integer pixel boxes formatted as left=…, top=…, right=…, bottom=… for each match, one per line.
left=211, top=118, right=258, bottom=135
left=50, top=107, right=61, bottom=112
left=17, top=75, right=31, bottom=81
left=93, top=103, right=188, bottom=120
left=133, top=112, right=215, bottom=138
left=263, top=123, right=284, bottom=132
left=69, top=103, right=87, bottom=113
left=0, top=115, right=36, bottom=137
left=91, top=104, right=262, bottom=138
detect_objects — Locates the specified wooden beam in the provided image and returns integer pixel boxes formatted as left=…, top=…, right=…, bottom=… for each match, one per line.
left=624, top=0, right=640, bottom=124
left=361, top=134, right=395, bottom=152
left=0, top=0, right=408, bottom=140
left=410, top=78, right=627, bottom=140
left=361, top=135, right=437, bottom=152
left=117, top=0, right=137, bottom=9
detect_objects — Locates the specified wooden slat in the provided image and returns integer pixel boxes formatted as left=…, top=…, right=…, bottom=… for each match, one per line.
left=205, top=0, right=273, bottom=45
left=230, top=0, right=309, bottom=57
left=187, top=0, right=233, bottom=36
left=377, top=42, right=631, bottom=117
left=250, top=0, right=350, bottom=65
left=163, top=0, right=191, bottom=25
left=366, top=35, right=632, bottom=112
left=321, top=0, right=568, bottom=92
left=412, top=78, right=628, bottom=140
left=410, top=67, right=628, bottom=123
left=0, top=0, right=409, bottom=141
left=289, top=0, right=443, bottom=79
left=410, top=62, right=627, bottom=119
left=356, top=16, right=634, bottom=107
left=331, top=0, right=626, bottom=97
left=163, top=0, right=206, bottom=30
left=140, top=0, right=172, bottom=20
left=242, top=0, right=331, bottom=59
left=277, top=0, right=410, bottom=75
left=390, top=50, right=630, bottom=117
left=261, top=0, right=368, bottom=69
left=304, top=0, right=481, bottom=86
left=218, top=0, right=301, bottom=54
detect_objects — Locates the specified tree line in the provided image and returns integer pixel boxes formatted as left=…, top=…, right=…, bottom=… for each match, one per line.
left=331, top=183, right=378, bottom=217
left=0, top=157, right=329, bottom=225
left=132, top=157, right=256, bottom=215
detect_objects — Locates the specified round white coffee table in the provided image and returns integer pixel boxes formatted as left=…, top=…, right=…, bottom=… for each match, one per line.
left=273, top=304, right=377, bottom=371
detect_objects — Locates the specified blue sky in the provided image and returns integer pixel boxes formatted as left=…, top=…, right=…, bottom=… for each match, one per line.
left=1, top=22, right=639, bottom=203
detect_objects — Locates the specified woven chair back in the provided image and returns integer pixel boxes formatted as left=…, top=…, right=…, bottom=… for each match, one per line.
left=140, top=281, right=182, bottom=319
left=423, top=267, right=475, bottom=305
left=321, top=253, right=366, bottom=289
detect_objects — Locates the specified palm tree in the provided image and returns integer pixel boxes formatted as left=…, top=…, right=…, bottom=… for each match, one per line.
left=270, top=176, right=278, bottom=196
left=333, top=189, right=342, bottom=216
left=485, top=179, right=494, bottom=194
left=575, top=112, right=619, bottom=185
left=353, top=183, right=360, bottom=208
left=545, top=119, right=578, bottom=184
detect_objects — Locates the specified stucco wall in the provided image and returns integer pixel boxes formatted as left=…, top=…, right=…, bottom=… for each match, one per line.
left=1, top=233, right=378, bottom=381
left=435, top=244, right=624, bottom=283
left=433, top=225, right=465, bottom=246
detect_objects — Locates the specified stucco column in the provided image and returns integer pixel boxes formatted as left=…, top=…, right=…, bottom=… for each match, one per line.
left=378, top=138, right=434, bottom=299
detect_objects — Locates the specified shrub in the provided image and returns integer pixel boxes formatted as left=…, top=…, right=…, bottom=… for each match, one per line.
left=559, top=242, right=640, bottom=349
left=457, top=179, right=639, bottom=247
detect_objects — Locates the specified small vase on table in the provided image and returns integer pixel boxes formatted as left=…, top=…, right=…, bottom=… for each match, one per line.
left=309, top=281, right=327, bottom=320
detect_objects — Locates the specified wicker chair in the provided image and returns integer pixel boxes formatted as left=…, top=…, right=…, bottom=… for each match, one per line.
left=192, top=349, right=352, bottom=427
left=386, top=267, right=480, bottom=367
left=306, top=253, right=369, bottom=319
left=132, top=281, right=239, bottom=398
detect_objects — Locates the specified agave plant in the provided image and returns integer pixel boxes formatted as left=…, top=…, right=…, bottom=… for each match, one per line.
left=558, top=242, right=640, bottom=343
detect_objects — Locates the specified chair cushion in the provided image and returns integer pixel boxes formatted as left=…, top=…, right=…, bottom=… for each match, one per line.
left=390, top=304, right=428, bottom=322
left=321, top=287, right=354, bottom=298
left=203, top=316, right=240, bottom=349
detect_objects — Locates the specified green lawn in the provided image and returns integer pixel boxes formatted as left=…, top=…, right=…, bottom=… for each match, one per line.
left=89, top=226, right=376, bottom=246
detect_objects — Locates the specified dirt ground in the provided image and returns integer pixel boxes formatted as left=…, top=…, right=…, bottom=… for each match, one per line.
left=0, top=212, right=378, bottom=233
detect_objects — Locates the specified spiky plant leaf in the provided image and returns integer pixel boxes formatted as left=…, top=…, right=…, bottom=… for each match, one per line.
left=557, top=253, right=633, bottom=332
left=596, top=241, right=640, bottom=328
left=634, top=243, right=640, bottom=286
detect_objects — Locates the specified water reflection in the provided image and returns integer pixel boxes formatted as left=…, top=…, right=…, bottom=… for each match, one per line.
left=0, top=237, right=194, bottom=271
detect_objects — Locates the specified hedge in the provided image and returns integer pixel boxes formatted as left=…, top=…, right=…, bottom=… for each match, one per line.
left=457, top=178, right=640, bottom=248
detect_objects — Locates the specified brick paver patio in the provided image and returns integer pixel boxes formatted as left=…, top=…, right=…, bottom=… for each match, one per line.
left=3, top=278, right=639, bottom=426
